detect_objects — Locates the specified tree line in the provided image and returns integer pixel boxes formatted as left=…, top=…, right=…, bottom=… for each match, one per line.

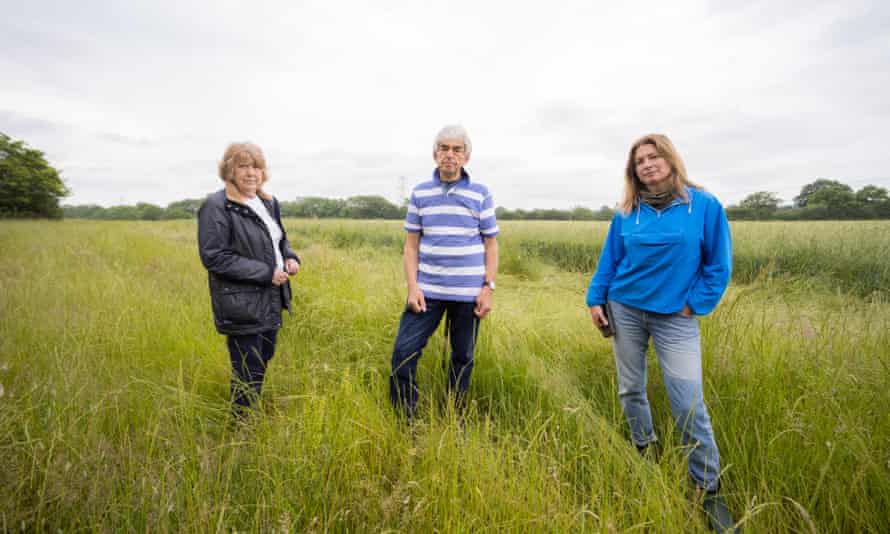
left=3, top=132, right=889, bottom=221
left=727, top=180, right=890, bottom=220
left=59, top=180, right=890, bottom=222
left=60, top=198, right=620, bottom=221
left=61, top=196, right=407, bottom=221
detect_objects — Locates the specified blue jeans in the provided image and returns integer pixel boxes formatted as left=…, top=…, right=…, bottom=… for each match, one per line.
left=389, top=299, right=480, bottom=418
left=608, top=300, right=721, bottom=491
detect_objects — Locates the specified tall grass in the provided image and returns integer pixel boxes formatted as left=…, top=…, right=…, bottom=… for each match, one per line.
left=730, top=221, right=890, bottom=296
left=1, top=219, right=888, bottom=532
left=288, top=219, right=890, bottom=296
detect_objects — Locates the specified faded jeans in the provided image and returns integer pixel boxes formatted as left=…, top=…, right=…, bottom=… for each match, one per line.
left=609, top=300, right=722, bottom=491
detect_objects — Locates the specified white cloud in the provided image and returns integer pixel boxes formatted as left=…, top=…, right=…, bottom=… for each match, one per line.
left=1, top=0, right=888, bottom=209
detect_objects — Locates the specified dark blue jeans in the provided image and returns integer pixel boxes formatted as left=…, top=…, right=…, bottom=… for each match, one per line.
left=227, top=329, right=278, bottom=414
left=389, top=299, right=480, bottom=418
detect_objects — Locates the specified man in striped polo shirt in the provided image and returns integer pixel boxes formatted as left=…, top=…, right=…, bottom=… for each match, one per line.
left=389, top=124, right=499, bottom=420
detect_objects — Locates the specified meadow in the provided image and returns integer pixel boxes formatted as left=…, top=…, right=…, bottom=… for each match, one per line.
left=1, top=218, right=888, bottom=532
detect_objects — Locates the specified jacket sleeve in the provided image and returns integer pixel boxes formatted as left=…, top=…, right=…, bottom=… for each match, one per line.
left=686, top=198, right=732, bottom=315
left=273, top=198, right=301, bottom=264
left=281, top=237, right=300, bottom=264
left=586, top=213, right=624, bottom=307
left=197, top=199, right=274, bottom=284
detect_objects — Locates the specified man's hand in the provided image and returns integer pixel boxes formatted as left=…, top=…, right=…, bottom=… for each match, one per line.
left=589, top=305, right=608, bottom=328
left=271, top=269, right=289, bottom=286
left=474, top=286, right=493, bottom=318
left=285, top=258, right=300, bottom=275
left=406, top=284, right=427, bottom=313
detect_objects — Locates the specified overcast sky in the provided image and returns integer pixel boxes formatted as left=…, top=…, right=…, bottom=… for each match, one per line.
left=3, top=0, right=888, bottom=209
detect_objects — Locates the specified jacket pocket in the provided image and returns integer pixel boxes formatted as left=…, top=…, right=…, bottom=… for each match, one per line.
left=213, top=284, right=266, bottom=326
left=623, top=232, right=683, bottom=267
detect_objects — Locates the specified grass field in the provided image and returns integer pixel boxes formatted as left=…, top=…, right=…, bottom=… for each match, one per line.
left=1, top=218, right=889, bottom=532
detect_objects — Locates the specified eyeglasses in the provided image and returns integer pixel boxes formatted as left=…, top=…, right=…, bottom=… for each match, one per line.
left=436, top=144, right=466, bottom=155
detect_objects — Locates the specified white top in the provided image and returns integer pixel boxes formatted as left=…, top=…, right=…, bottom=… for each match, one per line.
left=244, top=195, right=285, bottom=271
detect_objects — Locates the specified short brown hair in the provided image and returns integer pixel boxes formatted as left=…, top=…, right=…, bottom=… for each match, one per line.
left=218, top=142, right=268, bottom=183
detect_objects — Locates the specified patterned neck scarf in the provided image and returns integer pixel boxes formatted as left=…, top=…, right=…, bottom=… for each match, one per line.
left=639, top=188, right=676, bottom=210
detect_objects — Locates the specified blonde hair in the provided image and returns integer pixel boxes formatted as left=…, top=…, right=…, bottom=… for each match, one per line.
left=619, top=134, right=701, bottom=214
left=218, top=142, right=269, bottom=183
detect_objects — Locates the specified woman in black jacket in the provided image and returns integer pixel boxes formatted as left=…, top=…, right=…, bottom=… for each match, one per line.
left=197, top=142, right=300, bottom=416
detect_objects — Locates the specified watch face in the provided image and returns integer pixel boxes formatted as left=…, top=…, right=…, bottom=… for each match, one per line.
left=485, top=281, right=495, bottom=290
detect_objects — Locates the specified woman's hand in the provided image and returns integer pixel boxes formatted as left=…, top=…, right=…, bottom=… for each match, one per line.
left=271, top=269, right=289, bottom=286
left=589, top=305, right=608, bottom=328
left=285, top=258, right=300, bottom=275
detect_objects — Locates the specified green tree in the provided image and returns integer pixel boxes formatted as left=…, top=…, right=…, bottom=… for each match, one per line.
left=161, top=207, right=194, bottom=220
left=570, top=206, right=596, bottom=220
left=547, top=209, right=571, bottom=220
left=855, top=185, right=889, bottom=204
left=495, top=206, right=516, bottom=220
left=854, top=185, right=890, bottom=218
left=165, top=198, right=204, bottom=217
left=808, top=184, right=856, bottom=211
left=593, top=205, right=615, bottom=220
left=343, top=195, right=402, bottom=219
left=735, top=191, right=782, bottom=220
left=135, top=202, right=164, bottom=220
left=63, top=204, right=105, bottom=218
left=793, top=179, right=849, bottom=207
left=102, top=205, right=141, bottom=220
left=0, top=133, right=69, bottom=218
left=739, top=191, right=781, bottom=211
left=284, top=196, right=347, bottom=218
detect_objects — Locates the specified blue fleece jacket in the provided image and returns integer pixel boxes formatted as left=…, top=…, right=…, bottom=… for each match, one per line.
left=585, top=187, right=732, bottom=315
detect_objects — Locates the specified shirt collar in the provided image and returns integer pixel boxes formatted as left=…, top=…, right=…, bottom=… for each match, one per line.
left=433, top=167, right=470, bottom=186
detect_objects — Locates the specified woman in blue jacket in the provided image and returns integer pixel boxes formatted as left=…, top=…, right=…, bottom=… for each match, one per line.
left=587, top=134, right=734, bottom=531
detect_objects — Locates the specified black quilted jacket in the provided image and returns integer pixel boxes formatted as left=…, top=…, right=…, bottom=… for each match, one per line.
left=197, top=189, right=300, bottom=335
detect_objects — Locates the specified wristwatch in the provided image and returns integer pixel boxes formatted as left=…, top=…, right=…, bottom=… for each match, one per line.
left=482, top=280, right=496, bottom=291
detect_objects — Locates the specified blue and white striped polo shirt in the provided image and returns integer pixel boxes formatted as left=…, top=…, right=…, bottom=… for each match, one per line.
left=405, top=169, right=499, bottom=302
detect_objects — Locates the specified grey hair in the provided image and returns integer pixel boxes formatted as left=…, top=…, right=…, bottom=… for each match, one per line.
left=433, top=124, right=472, bottom=157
